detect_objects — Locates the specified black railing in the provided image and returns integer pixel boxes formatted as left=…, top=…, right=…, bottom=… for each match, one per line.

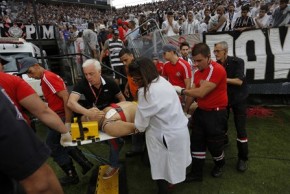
left=38, top=53, right=127, bottom=86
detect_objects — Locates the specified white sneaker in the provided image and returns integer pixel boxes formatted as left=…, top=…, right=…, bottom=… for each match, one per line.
left=103, top=166, right=119, bottom=179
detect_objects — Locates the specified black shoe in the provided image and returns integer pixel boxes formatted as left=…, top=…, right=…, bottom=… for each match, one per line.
left=184, top=172, right=203, bottom=183
left=237, top=159, right=248, bottom=172
left=126, top=150, right=143, bottom=157
left=59, top=175, right=79, bottom=186
left=211, top=165, right=223, bottom=178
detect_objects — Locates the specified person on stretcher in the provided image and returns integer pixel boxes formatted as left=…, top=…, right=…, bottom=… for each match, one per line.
left=80, top=101, right=137, bottom=137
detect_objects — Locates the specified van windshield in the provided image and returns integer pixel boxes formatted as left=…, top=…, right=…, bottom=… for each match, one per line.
left=1, top=53, right=33, bottom=72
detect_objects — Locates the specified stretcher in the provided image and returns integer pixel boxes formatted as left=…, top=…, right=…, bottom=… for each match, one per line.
left=62, top=117, right=116, bottom=147
left=62, top=118, right=127, bottom=194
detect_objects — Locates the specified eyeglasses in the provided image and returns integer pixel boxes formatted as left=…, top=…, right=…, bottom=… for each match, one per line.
left=213, top=49, right=224, bottom=53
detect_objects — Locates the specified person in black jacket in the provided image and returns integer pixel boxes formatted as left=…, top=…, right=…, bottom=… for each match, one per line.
left=0, top=86, right=64, bottom=194
left=214, top=41, right=249, bottom=172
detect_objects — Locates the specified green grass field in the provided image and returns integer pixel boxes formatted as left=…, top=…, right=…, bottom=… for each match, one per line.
left=40, top=106, right=290, bottom=194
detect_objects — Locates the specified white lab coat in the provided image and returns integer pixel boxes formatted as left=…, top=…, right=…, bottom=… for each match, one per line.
left=135, top=76, right=191, bottom=184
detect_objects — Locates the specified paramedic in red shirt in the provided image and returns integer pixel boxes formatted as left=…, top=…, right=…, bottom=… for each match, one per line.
left=162, top=44, right=192, bottom=112
left=174, top=43, right=228, bottom=182
left=18, top=57, right=93, bottom=186
left=0, top=72, right=69, bottom=131
left=162, top=44, right=192, bottom=88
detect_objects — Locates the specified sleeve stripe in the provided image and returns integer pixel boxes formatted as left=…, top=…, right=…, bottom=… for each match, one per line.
left=179, top=60, right=191, bottom=78
left=43, top=74, right=57, bottom=94
left=206, top=64, right=214, bottom=81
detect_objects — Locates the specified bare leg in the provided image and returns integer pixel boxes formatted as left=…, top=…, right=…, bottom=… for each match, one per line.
left=103, top=120, right=135, bottom=137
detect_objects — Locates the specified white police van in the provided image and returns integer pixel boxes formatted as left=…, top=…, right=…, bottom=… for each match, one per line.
left=1, top=37, right=47, bottom=96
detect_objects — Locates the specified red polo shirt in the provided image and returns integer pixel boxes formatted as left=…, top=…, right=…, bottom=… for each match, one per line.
left=194, top=61, right=228, bottom=109
left=162, top=58, right=192, bottom=88
left=41, top=70, right=66, bottom=115
left=0, top=72, right=36, bottom=123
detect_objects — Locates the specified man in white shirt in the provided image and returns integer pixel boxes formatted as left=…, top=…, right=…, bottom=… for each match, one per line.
left=125, top=20, right=140, bottom=49
left=271, top=0, right=290, bottom=27
left=181, top=11, right=200, bottom=35
left=254, top=5, right=271, bottom=28
left=161, top=11, right=179, bottom=36
left=226, top=3, right=239, bottom=31
left=251, top=0, right=261, bottom=17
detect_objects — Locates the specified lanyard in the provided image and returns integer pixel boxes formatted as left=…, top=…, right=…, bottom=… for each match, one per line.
left=89, top=84, right=102, bottom=106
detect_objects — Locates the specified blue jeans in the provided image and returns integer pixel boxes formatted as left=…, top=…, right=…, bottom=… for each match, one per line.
left=46, top=128, right=75, bottom=166
left=108, top=138, right=124, bottom=168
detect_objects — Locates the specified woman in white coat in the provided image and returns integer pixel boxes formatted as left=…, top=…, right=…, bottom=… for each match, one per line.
left=128, top=57, right=191, bottom=194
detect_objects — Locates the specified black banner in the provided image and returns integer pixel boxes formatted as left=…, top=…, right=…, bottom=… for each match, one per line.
left=205, top=26, right=290, bottom=94
left=0, top=23, right=55, bottom=40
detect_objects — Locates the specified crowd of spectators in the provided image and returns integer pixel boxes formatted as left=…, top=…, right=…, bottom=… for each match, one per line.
left=0, top=0, right=289, bottom=192
left=1, top=0, right=289, bottom=30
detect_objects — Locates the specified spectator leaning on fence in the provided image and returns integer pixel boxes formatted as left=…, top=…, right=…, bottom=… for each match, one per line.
left=233, top=5, right=256, bottom=32
left=226, top=3, right=238, bottom=31
left=254, top=5, right=272, bottom=28
left=208, top=5, right=228, bottom=32
left=271, top=0, right=290, bottom=27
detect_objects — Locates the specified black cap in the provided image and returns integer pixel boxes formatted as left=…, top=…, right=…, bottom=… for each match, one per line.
left=161, top=44, right=177, bottom=53
left=18, top=57, right=38, bottom=74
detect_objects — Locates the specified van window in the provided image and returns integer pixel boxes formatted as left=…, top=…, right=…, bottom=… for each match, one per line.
left=1, top=53, right=33, bottom=72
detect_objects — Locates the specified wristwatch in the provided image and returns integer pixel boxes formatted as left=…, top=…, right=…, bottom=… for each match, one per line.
left=181, top=89, right=185, bottom=95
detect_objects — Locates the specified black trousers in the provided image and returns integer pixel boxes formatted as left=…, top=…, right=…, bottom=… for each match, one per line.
left=189, top=108, right=227, bottom=175
left=227, top=99, right=248, bottom=160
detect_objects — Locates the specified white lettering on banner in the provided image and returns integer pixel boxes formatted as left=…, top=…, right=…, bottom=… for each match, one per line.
left=0, top=24, right=55, bottom=39
left=269, top=28, right=290, bottom=79
left=25, top=25, right=36, bottom=40
left=42, top=25, right=55, bottom=39
left=235, top=30, right=267, bottom=80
